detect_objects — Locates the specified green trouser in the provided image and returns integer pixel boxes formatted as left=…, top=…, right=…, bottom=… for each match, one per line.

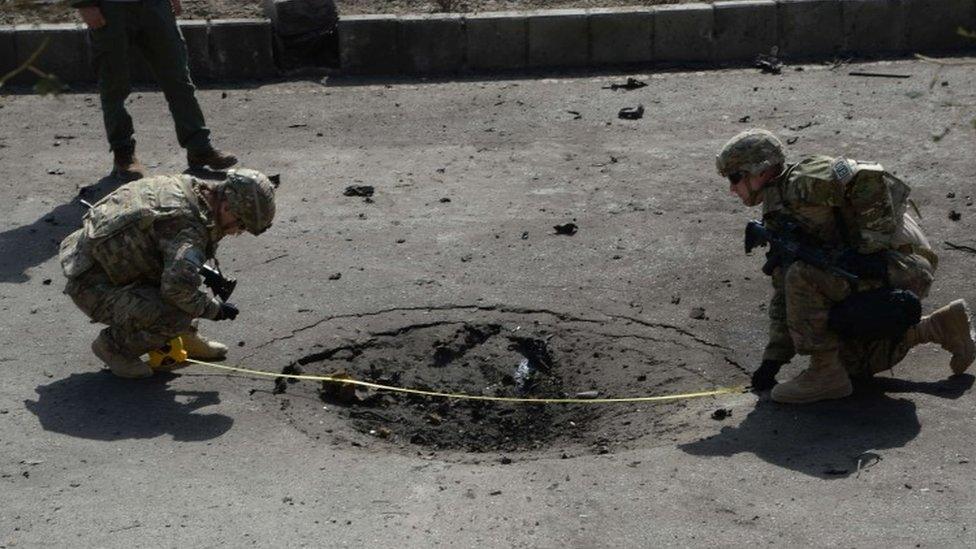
left=90, top=0, right=211, bottom=153
left=65, top=266, right=195, bottom=357
left=764, top=251, right=936, bottom=378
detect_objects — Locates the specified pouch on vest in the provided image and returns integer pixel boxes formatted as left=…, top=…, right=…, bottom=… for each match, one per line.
left=828, top=287, right=921, bottom=341
left=58, top=229, right=94, bottom=279
left=835, top=159, right=912, bottom=254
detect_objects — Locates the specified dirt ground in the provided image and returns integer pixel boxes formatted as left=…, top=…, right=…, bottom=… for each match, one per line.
left=1, top=58, right=975, bottom=546
left=4, top=0, right=724, bottom=25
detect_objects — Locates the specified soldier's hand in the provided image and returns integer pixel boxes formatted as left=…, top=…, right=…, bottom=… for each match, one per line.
left=751, top=360, right=785, bottom=392
left=214, top=302, right=239, bottom=321
left=78, top=7, right=107, bottom=30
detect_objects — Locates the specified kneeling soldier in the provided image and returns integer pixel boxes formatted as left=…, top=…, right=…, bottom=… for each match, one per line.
left=717, top=129, right=974, bottom=404
left=59, top=169, right=277, bottom=378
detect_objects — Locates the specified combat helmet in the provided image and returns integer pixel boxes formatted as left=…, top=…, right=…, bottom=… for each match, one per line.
left=716, top=129, right=785, bottom=177
left=223, top=168, right=276, bottom=235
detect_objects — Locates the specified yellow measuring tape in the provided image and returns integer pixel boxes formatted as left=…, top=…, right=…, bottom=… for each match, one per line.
left=186, top=359, right=746, bottom=404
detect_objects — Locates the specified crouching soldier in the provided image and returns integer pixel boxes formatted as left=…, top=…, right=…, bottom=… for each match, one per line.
left=59, top=169, right=277, bottom=378
left=716, top=129, right=975, bottom=404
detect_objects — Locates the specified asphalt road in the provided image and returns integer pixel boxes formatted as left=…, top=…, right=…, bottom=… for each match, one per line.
left=1, top=58, right=975, bottom=547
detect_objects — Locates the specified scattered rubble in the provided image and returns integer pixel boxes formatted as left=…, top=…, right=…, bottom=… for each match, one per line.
left=754, top=54, right=783, bottom=75
left=343, top=185, right=375, bottom=197
left=553, top=223, right=578, bottom=236
left=617, top=105, right=644, bottom=120
left=602, top=77, right=647, bottom=91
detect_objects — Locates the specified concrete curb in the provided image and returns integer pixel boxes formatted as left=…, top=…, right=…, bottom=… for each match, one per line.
left=337, top=0, right=975, bottom=75
left=2, top=0, right=974, bottom=82
left=2, top=19, right=278, bottom=86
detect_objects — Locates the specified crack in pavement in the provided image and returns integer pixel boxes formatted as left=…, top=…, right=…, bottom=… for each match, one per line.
left=239, top=304, right=606, bottom=361
left=604, top=313, right=730, bottom=351
left=239, top=305, right=727, bottom=366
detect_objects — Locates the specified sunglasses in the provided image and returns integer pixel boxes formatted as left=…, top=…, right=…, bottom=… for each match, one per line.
left=727, top=172, right=745, bottom=185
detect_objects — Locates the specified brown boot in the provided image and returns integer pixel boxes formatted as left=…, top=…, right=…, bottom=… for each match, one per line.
left=187, top=147, right=238, bottom=170
left=904, top=299, right=976, bottom=375
left=91, top=330, right=152, bottom=379
left=112, top=147, right=147, bottom=182
left=771, top=349, right=852, bottom=404
left=180, top=331, right=228, bottom=360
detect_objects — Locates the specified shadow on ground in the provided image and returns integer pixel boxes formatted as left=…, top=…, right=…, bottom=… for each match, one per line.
left=0, top=176, right=121, bottom=283
left=680, top=374, right=974, bottom=479
left=24, top=371, right=233, bottom=442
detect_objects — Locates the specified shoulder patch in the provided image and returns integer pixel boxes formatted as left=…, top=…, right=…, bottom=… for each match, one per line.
left=831, top=157, right=855, bottom=185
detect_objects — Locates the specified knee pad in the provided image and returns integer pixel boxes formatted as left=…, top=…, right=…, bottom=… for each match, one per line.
left=829, top=288, right=922, bottom=341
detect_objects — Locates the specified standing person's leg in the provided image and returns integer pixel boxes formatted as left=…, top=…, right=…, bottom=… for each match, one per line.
left=89, top=2, right=145, bottom=180
left=133, top=0, right=209, bottom=152
left=134, top=0, right=237, bottom=169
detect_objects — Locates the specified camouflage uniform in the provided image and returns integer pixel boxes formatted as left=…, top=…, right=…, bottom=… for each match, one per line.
left=60, top=174, right=224, bottom=357
left=760, top=156, right=938, bottom=377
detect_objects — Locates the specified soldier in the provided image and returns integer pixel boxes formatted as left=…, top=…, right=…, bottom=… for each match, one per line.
left=716, top=129, right=975, bottom=404
left=71, top=0, right=237, bottom=180
left=59, top=169, right=276, bottom=378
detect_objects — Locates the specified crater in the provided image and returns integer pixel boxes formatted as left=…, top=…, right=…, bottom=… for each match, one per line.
left=256, top=306, right=741, bottom=458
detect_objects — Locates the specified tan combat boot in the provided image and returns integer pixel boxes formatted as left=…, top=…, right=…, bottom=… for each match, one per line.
left=904, top=300, right=976, bottom=375
left=112, top=147, right=147, bottom=182
left=187, top=147, right=238, bottom=171
left=770, top=349, right=852, bottom=404
left=91, top=330, right=152, bottom=379
left=180, top=331, right=228, bottom=360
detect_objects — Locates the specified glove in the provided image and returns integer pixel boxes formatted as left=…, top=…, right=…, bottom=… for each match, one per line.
left=213, top=302, right=239, bottom=321
left=751, top=359, right=785, bottom=391
left=837, top=250, right=888, bottom=281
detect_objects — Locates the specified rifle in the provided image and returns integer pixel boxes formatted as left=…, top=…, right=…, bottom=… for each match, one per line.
left=199, top=263, right=236, bottom=301
left=744, top=219, right=859, bottom=283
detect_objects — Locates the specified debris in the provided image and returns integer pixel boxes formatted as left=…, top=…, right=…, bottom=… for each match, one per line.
left=513, top=358, right=533, bottom=394
left=618, top=104, right=644, bottom=120
left=319, top=371, right=367, bottom=405
left=520, top=231, right=529, bottom=240
left=949, top=210, right=962, bottom=221
left=274, top=364, right=303, bottom=394
left=42, top=279, right=51, bottom=285
left=848, top=71, right=911, bottom=79
left=439, top=197, right=451, bottom=203
left=602, top=77, right=647, bottom=91
left=343, top=185, right=374, bottom=197
left=671, top=295, right=681, bottom=305
left=854, top=451, right=882, bottom=478
left=328, top=272, right=341, bottom=280
left=566, top=110, right=582, bottom=120
left=553, top=223, right=578, bottom=236
left=786, top=136, right=799, bottom=145
left=574, top=391, right=600, bottom=399
left=947, top=192, right=956, bottom=198
left=47, top=168, right=64, bottom=175
left=738, top=115, right=751, bottom=123
left=787, top=121, right=815, bottom=131
left=754, top=54, right=783, bottom=74
left=710, top=408, right=731, bottom=420
left=499, top=456, right=513, bottom=464
left=287, top=123, right=308, bottom=128
left=690, top=307, right=706, bottom=320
